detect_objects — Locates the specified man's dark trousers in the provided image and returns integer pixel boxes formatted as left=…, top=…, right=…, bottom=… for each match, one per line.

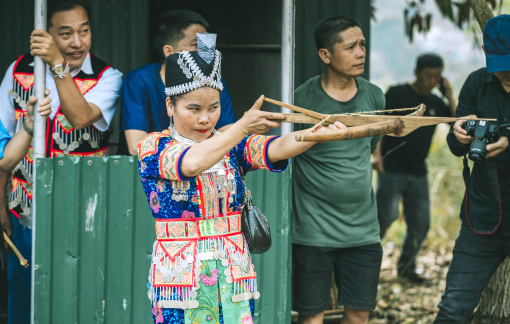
left=376, top=171, right=430, bottom=274
left=434, top=226, right=510, bottom=323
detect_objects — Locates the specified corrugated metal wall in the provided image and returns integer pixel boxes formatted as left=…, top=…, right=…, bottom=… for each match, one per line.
left=34, top=156, right=154, bottom=323
left=245, top=169, right=291, bottom=324
left=0, top=0, right=37, bottom=73
left=2, top=1, right=373, bottom=322
left=34, top=156, right=291, bottom=324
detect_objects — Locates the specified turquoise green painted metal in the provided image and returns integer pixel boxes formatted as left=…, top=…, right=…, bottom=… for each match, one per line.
left=34, top=156, right=291, bottom=324
left=34, top=156, right=154, bottom=323
left=246, top=167, right=292, bottom=324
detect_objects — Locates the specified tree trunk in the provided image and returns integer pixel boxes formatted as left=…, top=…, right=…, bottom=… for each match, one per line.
left=470, top=258, right=510, bottom=324
left=468, top=0, right=495, bottom=29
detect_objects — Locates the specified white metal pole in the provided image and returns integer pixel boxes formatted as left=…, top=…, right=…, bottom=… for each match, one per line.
left=281, top=0, right=295, bottom=136
left=33, top=1, right=47, bottom=157
left=32, top=0, right=47, bottom=322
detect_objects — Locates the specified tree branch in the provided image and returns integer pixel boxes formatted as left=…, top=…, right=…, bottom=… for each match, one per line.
left=468, top=0, right=495, bottom=30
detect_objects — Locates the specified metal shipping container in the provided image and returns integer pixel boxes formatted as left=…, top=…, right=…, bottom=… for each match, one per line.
left=0, top=1, right=372, bottom=322
left=33, top=156, right=292, bottom=324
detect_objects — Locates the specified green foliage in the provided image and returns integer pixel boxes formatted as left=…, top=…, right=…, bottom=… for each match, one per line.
left=399, top=0, right=503, bottom=44
left=436, top=0, right=455, bottom=20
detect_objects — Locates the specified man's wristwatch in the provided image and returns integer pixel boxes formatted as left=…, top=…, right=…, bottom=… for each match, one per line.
left=50, top=60, right=69, bottom=78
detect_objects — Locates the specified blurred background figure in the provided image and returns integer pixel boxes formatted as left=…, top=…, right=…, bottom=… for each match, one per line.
left=372, top=53, right=456, bottom=282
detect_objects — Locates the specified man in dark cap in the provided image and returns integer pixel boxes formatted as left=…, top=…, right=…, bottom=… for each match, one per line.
left=434, top=14, right=510, bottom=323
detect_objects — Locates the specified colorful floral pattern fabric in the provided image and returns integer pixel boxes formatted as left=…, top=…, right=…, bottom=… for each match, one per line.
left=138, top=133, right=287, bottom=220
left=138, top=132, right=288, bottom=324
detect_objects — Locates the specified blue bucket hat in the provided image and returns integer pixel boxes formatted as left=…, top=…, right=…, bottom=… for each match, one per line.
left=483, top=15, right=510, bottom=73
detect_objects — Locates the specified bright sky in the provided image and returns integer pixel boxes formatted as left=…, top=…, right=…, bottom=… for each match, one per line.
left=370, top=0, right=492, bottom=97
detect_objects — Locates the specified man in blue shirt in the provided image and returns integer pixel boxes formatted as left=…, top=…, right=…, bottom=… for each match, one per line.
left=118, top=10, right=236, bottom=155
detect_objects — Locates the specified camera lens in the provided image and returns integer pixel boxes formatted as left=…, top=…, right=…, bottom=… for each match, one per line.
left=468, top=152, right=484, bottom=162
left=468, top=139, right=488, bottom=162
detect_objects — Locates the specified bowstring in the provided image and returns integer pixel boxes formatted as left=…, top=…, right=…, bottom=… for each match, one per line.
left=343, top=106, right=420, bottom=115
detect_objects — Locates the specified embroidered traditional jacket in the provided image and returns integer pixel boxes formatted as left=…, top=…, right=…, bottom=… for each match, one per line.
left=8, top=53, right=111, bottom=218
left=138, top=129, right=287, bottom=324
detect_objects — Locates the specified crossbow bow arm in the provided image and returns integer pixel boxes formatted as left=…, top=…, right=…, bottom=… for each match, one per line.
left=285, top=104, right=425, bottom=142
left=264, top=98, right=496, bottom=142
left=297, top=119, right=404, bottom=142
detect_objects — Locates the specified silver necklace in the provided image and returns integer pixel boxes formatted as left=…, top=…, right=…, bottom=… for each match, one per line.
left=170, top=126, right=223, bottom=174
left=169, top=126, right=236, bottom=216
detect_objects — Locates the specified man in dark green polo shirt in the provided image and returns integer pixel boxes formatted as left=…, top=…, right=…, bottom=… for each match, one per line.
left=292, top=16, right=385, bottom=324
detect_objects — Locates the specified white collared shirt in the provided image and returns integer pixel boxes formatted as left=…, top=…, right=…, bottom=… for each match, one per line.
left=0, top=53, right=122, bottom=135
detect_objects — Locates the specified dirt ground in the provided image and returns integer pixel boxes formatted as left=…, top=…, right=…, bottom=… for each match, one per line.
left=369, top=242, right=454, bottom=324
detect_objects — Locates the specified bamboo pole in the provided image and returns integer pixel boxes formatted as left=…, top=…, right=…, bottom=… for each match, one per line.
left=3, top=232, right=29, bottom=268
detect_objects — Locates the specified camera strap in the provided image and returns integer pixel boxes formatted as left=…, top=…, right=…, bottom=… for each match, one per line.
left=462, top=155, right=471, bottom=188
left=462, top=154, right=500, bottom=200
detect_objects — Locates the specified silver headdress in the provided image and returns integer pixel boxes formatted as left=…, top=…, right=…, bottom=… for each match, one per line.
left=197, top=33, right=217, bottom=64
left=164, top=33, right=223, bottom=97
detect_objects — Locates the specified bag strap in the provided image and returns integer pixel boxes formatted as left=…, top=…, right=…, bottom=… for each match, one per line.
left=232, top=151, right=252, bottom=205
left=462, top=154, right=470, bottom=188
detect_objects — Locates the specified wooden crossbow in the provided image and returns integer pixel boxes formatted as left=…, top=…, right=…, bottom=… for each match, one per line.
left=264, top=98, right=497, bottom=142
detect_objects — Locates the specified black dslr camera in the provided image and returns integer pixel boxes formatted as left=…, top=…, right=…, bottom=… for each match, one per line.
left=462, top=120, right=510, bottom=162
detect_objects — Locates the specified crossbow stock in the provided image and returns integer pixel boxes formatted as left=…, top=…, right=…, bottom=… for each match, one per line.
left=264, top=98, right=496, bottom=142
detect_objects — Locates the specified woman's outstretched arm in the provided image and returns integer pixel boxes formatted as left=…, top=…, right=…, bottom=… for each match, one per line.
left=266, top=122, right=346, bottom=163
left=180, top=96, right=284, bottom=178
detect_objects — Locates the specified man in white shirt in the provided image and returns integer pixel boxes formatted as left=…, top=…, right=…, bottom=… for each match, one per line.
left=0, top=1, right=121, bottom=323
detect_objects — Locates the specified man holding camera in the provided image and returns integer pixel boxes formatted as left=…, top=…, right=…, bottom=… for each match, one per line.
left=434, top=15, right=510, bottom=323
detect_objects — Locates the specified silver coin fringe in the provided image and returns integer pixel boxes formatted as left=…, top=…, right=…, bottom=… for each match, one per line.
left=52, top=123, right=104, bottom=154
left=170, top=180, right=190, bottom=201
left=10, top=79, right=35, bottom=111
left=164, top=50, right=223, bottom=97
left=8, top=81, right=107, bottom=214
left=8, top=184, right=30, bottom=214
left=9, top=86, right=33, bottom=213
left=148, top=237, right=260, bottom=310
